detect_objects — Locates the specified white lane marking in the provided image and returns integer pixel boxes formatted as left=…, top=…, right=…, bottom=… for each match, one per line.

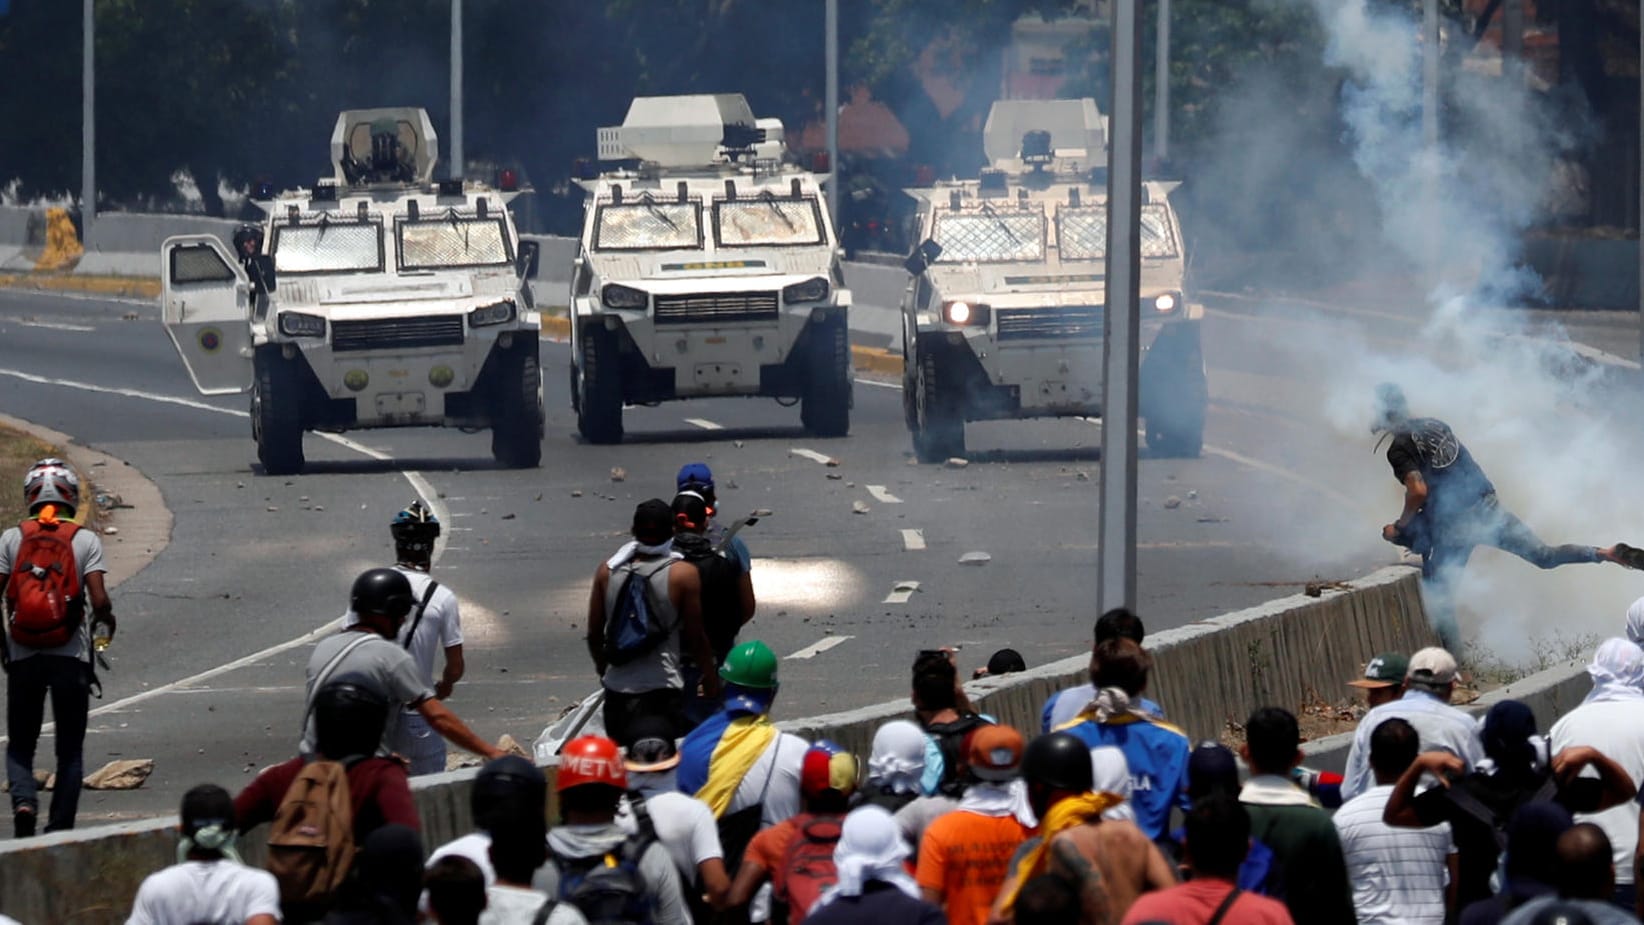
left=790, top=447, right=835, bottom=465
left=10, top=318, right=97, bottom=332
left=901, top=529, right=926, bottom=551
left=785, top=635, right=854, bottom=660
left=853, top=377, right=899, bottom=389
left=0, top=366, right=451, bottom=743
left=883, top=580, right=919, bottom=604
left=685, top=417, right=724, bottom=430
left=867, top=484, right=902, bottom=504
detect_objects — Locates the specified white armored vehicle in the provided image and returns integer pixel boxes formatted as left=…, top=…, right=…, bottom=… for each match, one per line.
left=900, top=99, right=1207, bottom=461
left=160, top=107, right=544, bottom=474
left=569, top=94, right=852, bottom=443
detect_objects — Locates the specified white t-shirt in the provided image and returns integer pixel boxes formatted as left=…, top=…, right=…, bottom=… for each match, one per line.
left=726, top=732, right=807, bottom=827
left=480, top=883, right=588, bottom=925
left=0, top=521, right=107, bottom=661
left=427, top=831, right=497, bottom=884
left=619, top=790, right=723, bottom=883
left=343, top=566, right=463, bottom=688
left=1551, top=699, right=1644, bottom=885
left=1332, top=784, right=1454, bottom=925
left=126, top=860, right=281, bottom=925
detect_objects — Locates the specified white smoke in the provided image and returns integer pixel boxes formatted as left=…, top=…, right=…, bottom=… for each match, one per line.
left=1220, top=0, right=1637, bottom=659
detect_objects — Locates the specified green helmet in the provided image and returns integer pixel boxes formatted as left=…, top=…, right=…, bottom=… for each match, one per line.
left=720, top=640, right=779, bottom=689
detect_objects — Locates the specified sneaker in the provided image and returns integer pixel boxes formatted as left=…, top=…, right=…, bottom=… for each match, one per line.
left=1615, top=543, right=1644, bottom=570
left=13, top=806, right=35, bottom=838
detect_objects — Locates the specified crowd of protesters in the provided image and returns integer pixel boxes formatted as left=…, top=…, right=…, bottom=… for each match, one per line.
left=14, top=457, right=1644, bottom=923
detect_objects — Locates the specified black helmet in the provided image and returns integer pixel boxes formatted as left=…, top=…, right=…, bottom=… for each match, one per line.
left=472, top=755, right=547, bottom=832
left=351, top=567, right=414, bottom=621
left=390, top=500, right=441, bottom=549
left=313, top=677, right=390, bottom=759
left=231, top=224, right=264, bottom=254
left=1022, top=732, right=1095, bottom=792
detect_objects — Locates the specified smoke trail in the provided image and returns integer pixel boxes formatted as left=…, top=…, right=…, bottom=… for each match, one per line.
left=1270, top=0, right=1635, bottom=657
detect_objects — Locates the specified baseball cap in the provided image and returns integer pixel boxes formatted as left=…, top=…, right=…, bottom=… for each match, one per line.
left=967, top=725, right=1025, bottom=782
left=987, top=648, right=1027, bottom=676
left=677, top=462, right=714, bottom=491
left=1348, top=652, right=1410, bottom=689
left=1407, top=647, right=1459, bottom=686
left=801, top=741, right=860, bottom=799
left=622, top=716, right=681, bottom=773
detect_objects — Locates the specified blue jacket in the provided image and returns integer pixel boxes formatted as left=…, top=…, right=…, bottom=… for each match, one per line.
left=1058, top=714, right=1191, bottom=840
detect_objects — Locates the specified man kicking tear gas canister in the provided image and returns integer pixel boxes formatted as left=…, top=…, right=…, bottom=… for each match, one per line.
left=1373, top=383, right=1644, bottom=650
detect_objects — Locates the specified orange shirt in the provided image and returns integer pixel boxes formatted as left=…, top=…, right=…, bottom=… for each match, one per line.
left=915, top=810, right=1033, bottom=925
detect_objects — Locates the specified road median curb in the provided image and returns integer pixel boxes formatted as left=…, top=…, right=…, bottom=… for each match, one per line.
left=0, top=272, right=158, bottom=300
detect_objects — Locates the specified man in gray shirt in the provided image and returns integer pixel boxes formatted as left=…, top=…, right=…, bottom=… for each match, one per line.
left=303, top=569, right=501, bottom=764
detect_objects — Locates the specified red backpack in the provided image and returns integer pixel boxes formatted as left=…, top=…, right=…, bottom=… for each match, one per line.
left=5, top=519, right=84, bottom=648
left=774, top=814, right=843, bottom=925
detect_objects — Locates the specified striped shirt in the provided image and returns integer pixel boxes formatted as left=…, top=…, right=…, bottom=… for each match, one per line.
left=1333, top=784, right=1454, bottom=925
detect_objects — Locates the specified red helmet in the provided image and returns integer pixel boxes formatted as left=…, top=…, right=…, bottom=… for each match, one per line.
left=557, top=736, right=628, bottom=792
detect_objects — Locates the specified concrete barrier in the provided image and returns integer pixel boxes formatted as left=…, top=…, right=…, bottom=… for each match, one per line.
left=0, top=566, right=1434, bottom=923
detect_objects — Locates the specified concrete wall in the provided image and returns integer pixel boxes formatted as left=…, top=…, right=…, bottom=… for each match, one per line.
left=0, top=566, right=1436, bottom=923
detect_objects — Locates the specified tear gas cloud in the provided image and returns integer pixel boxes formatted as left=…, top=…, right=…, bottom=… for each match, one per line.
left=1209, top=0, right=1637, bottom=659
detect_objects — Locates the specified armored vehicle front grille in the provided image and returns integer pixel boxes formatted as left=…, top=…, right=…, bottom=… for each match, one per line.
left=331, top=315, right=465, bottom=352
left=995, top=306, right=1104, bottom=341
left=653, top=292, right=779, bottom=325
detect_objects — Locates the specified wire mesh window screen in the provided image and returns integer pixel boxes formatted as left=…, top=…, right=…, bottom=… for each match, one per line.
left=399, top=218, right=511, bottom=269
left=933, top=212, right=1044, bottom=262
left=715, top=198, right=824, bottom=246
left=594, top=203, right=701, bottom=250
left=273, top=222, right=382, bottom=274
left=171, top=244, right=235, bottom=284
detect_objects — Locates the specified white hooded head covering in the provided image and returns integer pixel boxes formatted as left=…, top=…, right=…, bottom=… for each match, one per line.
left=813, top=805, right=920, bottom=909
left=1583, top=637, right=1644, bottom=704
left=1626, top=598, right=1644, bottom=646
left=1090, top=746, right=1135, bottom=822
left=867, top=720, right=927, bottom=795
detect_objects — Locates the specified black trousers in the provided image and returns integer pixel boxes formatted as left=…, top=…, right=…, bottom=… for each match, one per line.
left=6, top=654, right=91, bottom=832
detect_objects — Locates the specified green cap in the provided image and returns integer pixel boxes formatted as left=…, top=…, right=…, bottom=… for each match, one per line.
left=720, top=640, right=779, bottom=689
left=1348, top=652, right=1409, bottom=689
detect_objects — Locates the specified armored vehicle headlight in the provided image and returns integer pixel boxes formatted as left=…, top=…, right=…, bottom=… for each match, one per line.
left=1151, top=292, right=1180, bottom=313
left=782, top=277, right=830, bottom=304
left=942, top=301, right=990, bottom=327
left=278, top=311, right=326, bottom=338
left=468, top=300, right=516, bottom=327
left=602, top=283, right=648, bottom=310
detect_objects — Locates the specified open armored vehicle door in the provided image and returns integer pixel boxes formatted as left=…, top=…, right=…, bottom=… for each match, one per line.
left=159, top=235, right=254, bottom=395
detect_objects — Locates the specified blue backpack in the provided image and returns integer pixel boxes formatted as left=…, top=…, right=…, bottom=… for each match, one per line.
left=603, top=558, right=674, bottom=666
left=550, top=832, right=656, bottom=925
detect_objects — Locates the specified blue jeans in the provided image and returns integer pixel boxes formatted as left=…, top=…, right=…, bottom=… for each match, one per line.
left=6, top=654, right=91, bottom=832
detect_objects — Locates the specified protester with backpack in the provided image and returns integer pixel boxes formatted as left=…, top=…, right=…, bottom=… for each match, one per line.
left=618, top=716, right=732, bottom=910
left=912, top=649, right=992, bottom=797
left=676, top=463, right=752, bottom=573
left=1, top=458, right=114, bottom=837
left=302, top=568, right=503, bottom=765
left=726, top=741, right=859, bottom=924
left=587, top=500, right=719, bottom=745
left=533, top=735, right=690, bottom=925
left=342, top=501, right=467, bottom=775
left=426, top=755, right=549, bottom=889
left=804, top=805, right=943, bottom=925
left=127, top=783, right=280, bottom=925
left=671, top=490, right=755, bottom=725
left=235, top=677, right=420, bottom=918
left=915, top=725, right=1034, bottom=925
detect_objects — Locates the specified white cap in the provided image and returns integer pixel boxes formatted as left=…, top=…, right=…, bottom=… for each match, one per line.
left=1407, top=647, right=1458, bottom=686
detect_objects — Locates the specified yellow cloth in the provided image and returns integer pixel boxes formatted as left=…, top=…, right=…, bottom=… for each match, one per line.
left=695, top=714, right=778, bottom=818
left=998, top=791, right=1123, bottom=913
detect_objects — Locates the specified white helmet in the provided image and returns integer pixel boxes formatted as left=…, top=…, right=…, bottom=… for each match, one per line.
left=23, top=459, right=79, bottom=514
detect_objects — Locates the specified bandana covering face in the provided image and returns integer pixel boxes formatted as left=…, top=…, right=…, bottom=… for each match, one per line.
left=1583, top=637, right=1644, bottom=704
left=867, top=720, right=927, bottom=795
left=1090, top=746, right=1135, bottom=821
left=812, top=805, right=921, bottom=909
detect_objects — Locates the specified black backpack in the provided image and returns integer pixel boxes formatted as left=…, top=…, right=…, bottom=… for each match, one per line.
left=673, top=534, right=744, bottom=659
left=924, top=714, right=991, bottom=797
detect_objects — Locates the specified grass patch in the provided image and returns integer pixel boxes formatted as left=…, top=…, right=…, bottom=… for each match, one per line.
left=1462, top=630, right=1602, bottom=688
left=0, top=423, right=63, bottom=527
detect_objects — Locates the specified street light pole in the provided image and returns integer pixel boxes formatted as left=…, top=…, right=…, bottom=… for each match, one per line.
left=1099, top=0, right=1143, bottom=614
left=825, top=0, right=840, bottom=232
left=1422, top=0, right=1439, bottom=148
left=81, top=0, right=94, bottom=229
left=450, top=0, right=464, bottom=177
left=1154, top=0, right=1170, bottom=164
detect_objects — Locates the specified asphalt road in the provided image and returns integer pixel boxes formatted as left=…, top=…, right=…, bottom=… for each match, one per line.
left=0, top=275, right=1633, bottom=825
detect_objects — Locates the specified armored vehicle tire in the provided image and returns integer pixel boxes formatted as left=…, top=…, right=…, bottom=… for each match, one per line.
left=492, top=347, right=544, bottom=468
left=912, top=351, right=965, bottom=463
left=577, top=328, right=624, bottom=445
left=803, top=319, right=851, bottom=437
left=1146, top=407, right=1205, bottom=459
left=253, top=353, right=305, bottom=476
